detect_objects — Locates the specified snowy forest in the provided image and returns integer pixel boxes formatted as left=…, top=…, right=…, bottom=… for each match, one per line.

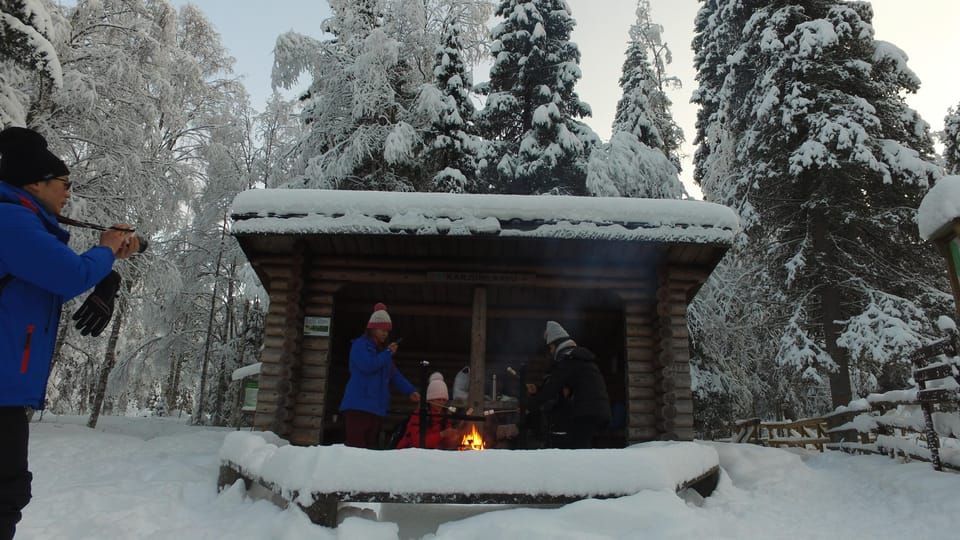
left=2, top=0, right=960, bottom=433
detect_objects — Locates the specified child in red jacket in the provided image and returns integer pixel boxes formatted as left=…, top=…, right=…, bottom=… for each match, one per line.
left=396, top=372, right=461, bottom=449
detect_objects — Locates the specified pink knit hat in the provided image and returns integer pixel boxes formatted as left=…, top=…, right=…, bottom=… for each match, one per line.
left=367, top=302, right=392, bottom=330
left=426, top=372, right=449, bottom=401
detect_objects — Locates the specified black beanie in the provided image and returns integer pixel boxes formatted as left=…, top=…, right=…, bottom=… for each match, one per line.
left=0, top=126, right=70, bottom=187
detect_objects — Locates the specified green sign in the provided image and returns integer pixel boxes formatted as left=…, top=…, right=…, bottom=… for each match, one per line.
left=241, top=381, right=258, bottom=411
left=951, top=238, right=960, bottom=281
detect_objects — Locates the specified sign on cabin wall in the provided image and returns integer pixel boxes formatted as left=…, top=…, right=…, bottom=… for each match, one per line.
left=241, top=381, right=258, bottom=412
left=304, top=316, right=332, bottom=337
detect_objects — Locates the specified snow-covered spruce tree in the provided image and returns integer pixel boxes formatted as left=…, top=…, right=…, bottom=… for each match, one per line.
left=476, top=0, right=598, bottom=195
left=0, top=0, right=63, bottom=126
left=273, top=0, right=491, bottom=191
left=944, top=104, right=960, bottom=175
left=586, top=0, right=684, bottom=199
left=691, top=0, right=765, bottom=213
left=410, top=19, right=481, bottom=193
left=612, top=0, right=683, bottom=172
left=688, top=0, right=784, bottom=423
left=714, top=1, right=945, bottom=410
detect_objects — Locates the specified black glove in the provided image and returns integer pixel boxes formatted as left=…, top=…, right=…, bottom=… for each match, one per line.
left=72, top=270, right=121, bottom=337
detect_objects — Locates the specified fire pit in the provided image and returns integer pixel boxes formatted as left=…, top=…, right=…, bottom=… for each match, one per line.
left=459, top=423, right=486, bottom=451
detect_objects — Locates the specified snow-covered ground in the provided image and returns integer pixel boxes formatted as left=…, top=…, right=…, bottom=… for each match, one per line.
left=16, top=414, right=957, bottom=540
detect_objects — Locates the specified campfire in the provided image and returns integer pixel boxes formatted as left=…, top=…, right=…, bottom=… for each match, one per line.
left=459, top=423, right=486, bottom=451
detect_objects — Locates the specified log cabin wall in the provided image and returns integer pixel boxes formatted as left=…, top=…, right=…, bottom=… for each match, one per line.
left=253, top=242, right=305, bottom=439
left=621, top=300, right=659, bottom=444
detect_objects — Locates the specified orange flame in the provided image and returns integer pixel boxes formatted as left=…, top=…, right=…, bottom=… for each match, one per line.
left=459, top=423, right=486, bottom=451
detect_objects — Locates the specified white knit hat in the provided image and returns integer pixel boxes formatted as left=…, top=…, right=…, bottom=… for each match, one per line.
left=544, top=320, right=570, bottom=345
left=367, top=302, right=392, bottom=330
left=426, top=372, right=449, bottom=401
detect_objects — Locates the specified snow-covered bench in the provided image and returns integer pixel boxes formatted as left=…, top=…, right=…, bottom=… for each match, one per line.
left=217, top=431, right=721, bottom=527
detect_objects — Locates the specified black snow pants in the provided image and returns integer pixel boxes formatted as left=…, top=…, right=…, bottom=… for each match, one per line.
left=0, top=407, right=31, bottom=540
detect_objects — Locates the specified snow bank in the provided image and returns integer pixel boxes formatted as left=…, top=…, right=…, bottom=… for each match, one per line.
left=918, top=174, right=960, bottom=240
left=220, top=432, right=719, bottom=505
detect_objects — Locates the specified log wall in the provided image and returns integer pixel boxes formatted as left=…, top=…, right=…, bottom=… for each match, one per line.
left=253, top=244, right=304, bottom=438
left=654, top=266, right=704, bottom=442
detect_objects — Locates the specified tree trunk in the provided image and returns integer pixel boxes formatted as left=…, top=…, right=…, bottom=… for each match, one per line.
left=87, top=296, right=127, bottom=429
left=812, top=213, right=852, bottom=408
left=193, top=216, right=228, bottom=425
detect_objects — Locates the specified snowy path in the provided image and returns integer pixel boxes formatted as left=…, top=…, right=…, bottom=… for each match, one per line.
left=14, top=415, right=957, bottom=540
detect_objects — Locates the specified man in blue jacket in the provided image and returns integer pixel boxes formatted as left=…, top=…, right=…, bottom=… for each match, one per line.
left=0, top=126, right=139, bottom=539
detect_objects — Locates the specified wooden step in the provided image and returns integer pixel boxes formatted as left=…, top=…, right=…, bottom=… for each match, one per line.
left=913, top=363, right=958, bottom=383
left=910, top=339, right=957, bottom=365
left=917, top=388, right=959, bottom=403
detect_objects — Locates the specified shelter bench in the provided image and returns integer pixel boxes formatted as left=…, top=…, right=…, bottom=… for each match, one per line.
left=216, top=432, right=721, bottom=528
left=217, top=461, right=720, bottom=527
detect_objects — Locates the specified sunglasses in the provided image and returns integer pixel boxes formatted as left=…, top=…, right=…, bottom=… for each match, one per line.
left=52, top=177, right=72, bottom=190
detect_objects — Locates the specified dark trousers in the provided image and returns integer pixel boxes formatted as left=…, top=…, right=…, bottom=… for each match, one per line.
left=551, top=416, right=606, bottom=449
left=343, top=409, right=383, bottom=449
left=0, top=407, right=31, bottom=540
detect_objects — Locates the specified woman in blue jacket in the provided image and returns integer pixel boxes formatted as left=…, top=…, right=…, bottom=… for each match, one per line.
left=0, top=127, right=139, bottom=539
left=339, top=303, right=420, bottom=448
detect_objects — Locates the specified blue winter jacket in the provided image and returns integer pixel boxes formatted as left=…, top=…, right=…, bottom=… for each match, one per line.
left=339, top=334, right=416, bottom=417
left=0, top=182, right=115, bottom=409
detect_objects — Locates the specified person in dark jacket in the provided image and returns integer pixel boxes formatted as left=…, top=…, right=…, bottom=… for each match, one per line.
left=527, top=321, right=611, bottom=449
left=339, top=303, right=420, bottom=448
left=0, top=126, right=139, bottom=539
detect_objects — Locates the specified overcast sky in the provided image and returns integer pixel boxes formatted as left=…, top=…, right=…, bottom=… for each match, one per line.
left=169, top=0, right=959, bottom=198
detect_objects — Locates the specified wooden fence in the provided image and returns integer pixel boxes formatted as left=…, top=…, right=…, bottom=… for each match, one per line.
left=722, top=335, right=960, bottom=472
left=728, top=417, right=831, bottom=452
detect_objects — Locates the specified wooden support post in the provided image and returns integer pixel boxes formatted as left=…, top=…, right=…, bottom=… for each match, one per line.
left=468, top=287, right=487, bottom=410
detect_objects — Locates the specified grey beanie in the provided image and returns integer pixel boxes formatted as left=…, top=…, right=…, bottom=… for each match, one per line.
left=544, top=321, right=570, bottom=346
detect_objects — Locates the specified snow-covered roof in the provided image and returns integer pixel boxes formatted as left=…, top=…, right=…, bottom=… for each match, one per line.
left=231, top=362, right=262, bottom=381
left=231, top=189, right=740, bottom=245
left=918, top=175, right=960, bottom=240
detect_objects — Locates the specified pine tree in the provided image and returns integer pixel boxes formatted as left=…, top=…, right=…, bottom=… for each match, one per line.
left=586, top=0, right=684, bottom=199
left=0, top=0, right=63, bottom=125
left=414, top=19, right=480, bottom=193
left=699, top=0, right=945, bottom=410
left=612, top=0, right=683, bottom=172
left=476, top=0, right=598, bottom=195
left=945, top=104, right=960, bottom=175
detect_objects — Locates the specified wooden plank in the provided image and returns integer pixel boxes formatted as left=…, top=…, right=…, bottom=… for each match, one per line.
left=626, top=386, right=657, bottom=400
left=627, top=399, right=657, bottom=414
left=626, top=336, right=656, bottom=349
left=626, top=373, right=657, bottom=387
left=288, top=429, right=320, bottom=447
left=295, top=391, right=326, bottom=405
left=627, top=426, right=659, bottom=441
left=468, top=287, right=487, bottom=409
left=291, top=415, right=323, bottom=430
left=625, top=348, right=656, bottom=363
left=301, top=348, right=329, bottom=364
left=307, top=268, right=647, bottom=289
left=301, top=364, right=330, bottom=379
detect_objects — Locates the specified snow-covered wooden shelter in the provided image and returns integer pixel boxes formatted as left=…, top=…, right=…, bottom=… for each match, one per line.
left=230, top=189, right=739, bottom=447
